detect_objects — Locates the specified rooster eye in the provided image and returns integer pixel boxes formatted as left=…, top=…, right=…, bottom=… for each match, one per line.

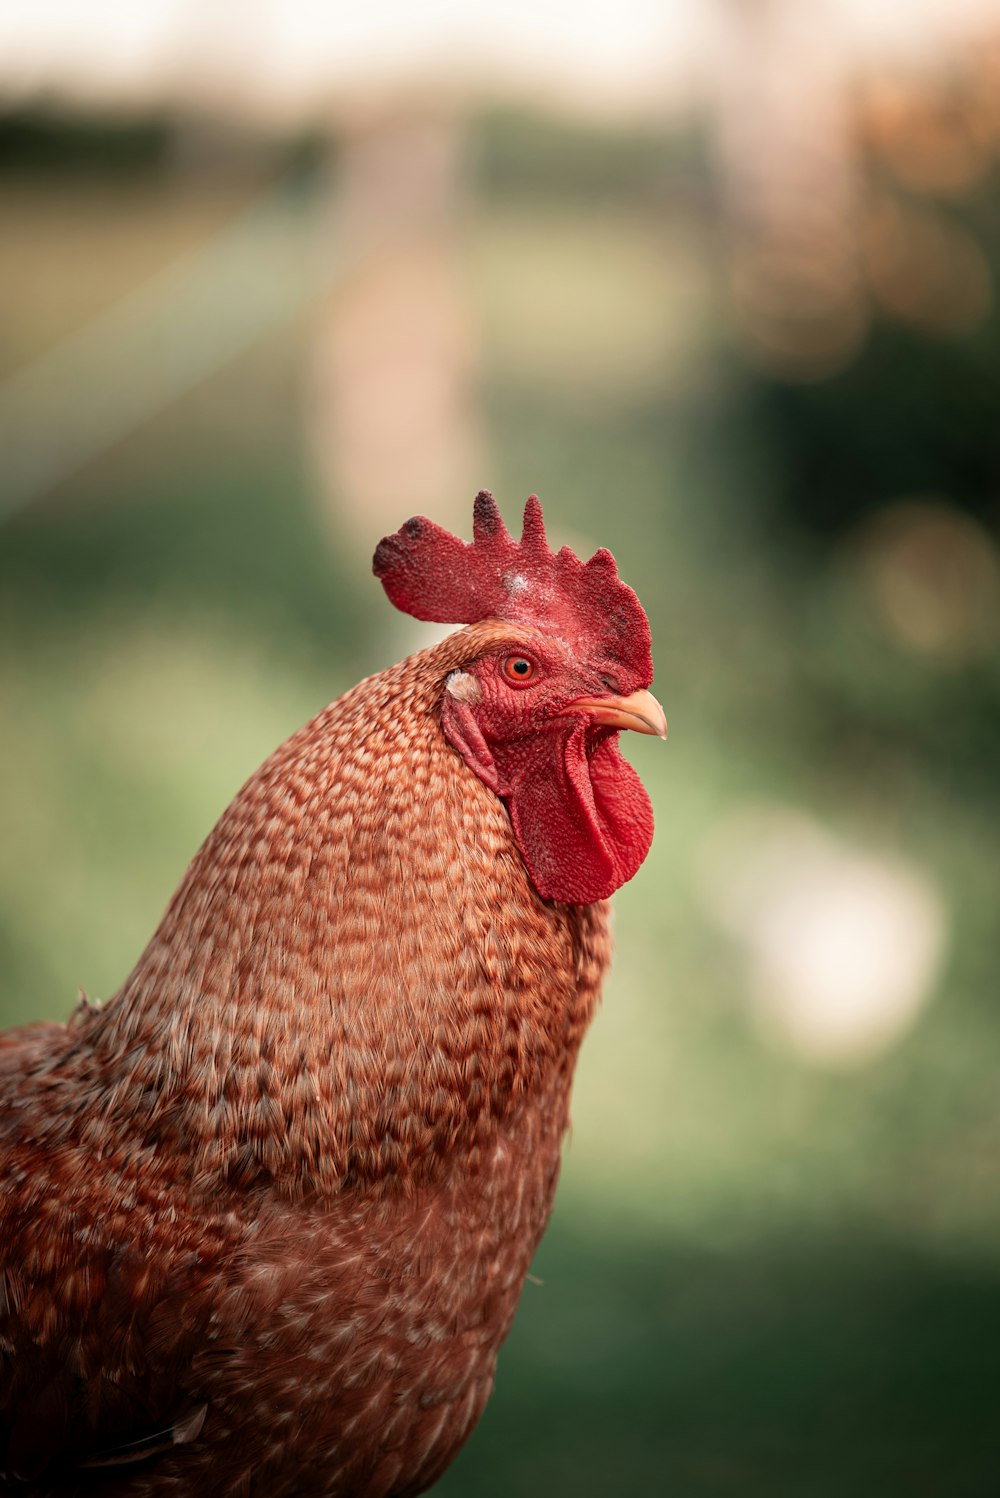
left=502, top=655, right=537, bottom=684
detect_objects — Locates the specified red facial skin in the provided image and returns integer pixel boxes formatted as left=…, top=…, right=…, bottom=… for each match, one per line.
left=440, top=634, right=654, bottom=905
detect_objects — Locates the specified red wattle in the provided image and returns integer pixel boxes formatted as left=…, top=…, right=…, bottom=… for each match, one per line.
left=503, top=726, right=654, bottom=905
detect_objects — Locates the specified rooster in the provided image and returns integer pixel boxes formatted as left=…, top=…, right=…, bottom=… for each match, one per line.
left=0, top=492, right=665, bottom=1496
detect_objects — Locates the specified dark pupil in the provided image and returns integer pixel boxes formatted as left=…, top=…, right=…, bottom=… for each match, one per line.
left=512, top=659, right=529, bottom=674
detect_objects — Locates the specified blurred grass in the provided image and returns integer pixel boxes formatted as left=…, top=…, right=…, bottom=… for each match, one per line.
left=438, top=1222, right=1000, bottom=1498
left=1, top=111, right=999, bottom=1494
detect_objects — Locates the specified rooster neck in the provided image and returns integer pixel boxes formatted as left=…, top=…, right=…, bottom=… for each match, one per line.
left=79, top=625, right=613, bottom=1200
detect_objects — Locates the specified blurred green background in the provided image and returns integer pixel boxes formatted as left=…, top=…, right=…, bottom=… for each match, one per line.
left=2, top=11, right=1000, bottom=1494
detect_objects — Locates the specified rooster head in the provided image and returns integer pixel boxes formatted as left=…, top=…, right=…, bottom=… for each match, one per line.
left=373, top=491, right=665, bottom=905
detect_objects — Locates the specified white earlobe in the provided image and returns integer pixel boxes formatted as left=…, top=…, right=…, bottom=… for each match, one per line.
left=445, top=670, right=483, bottom=705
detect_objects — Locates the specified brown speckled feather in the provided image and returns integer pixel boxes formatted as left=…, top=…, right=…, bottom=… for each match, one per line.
left=1, top=621, right=612, bottom=1496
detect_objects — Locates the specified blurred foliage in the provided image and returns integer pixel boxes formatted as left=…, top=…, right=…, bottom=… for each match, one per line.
left=0, top=109, right=174, bottom=177
left=1, top=105, right=999, bottom=1495
left=440, top=1221, right=1000, bottom=1498
left=750, top=308, right=1000, bottom=535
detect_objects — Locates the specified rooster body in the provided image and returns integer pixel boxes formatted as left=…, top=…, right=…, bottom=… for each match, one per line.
left=1, top=498, right=662, bottom=1495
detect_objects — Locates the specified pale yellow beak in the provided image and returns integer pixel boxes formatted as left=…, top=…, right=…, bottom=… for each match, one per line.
left=558, top=687, right=667, bottom=739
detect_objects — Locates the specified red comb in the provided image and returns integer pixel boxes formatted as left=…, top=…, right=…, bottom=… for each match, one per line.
left=373, top=491, right=653, bottom=689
